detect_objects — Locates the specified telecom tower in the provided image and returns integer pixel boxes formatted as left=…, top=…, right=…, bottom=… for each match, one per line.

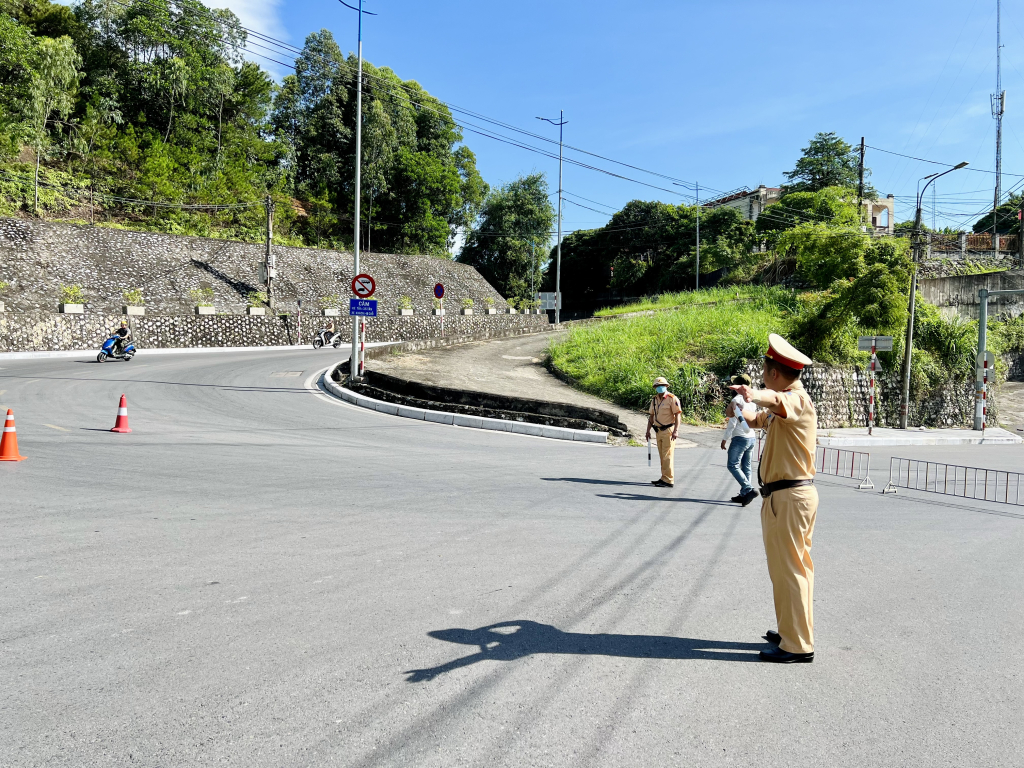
left=991, top=0, right=1005, bottom=249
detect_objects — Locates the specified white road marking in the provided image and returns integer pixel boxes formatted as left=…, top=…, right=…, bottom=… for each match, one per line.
left=270, top=371, right=304, bottom=377
left=43, top=424, right=70, bottom=431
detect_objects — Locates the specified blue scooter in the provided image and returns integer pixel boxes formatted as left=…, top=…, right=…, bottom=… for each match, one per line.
left=97, top=336, right=137, bottom=362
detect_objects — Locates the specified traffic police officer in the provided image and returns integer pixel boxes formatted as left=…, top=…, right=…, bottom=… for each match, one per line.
left=731, top=333, right=817, bottom=663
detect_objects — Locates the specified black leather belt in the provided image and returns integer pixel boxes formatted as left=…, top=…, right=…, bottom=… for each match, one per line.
left=651, top=423, right=673, bottom=432
left=759, top=478, right=814, bottom=498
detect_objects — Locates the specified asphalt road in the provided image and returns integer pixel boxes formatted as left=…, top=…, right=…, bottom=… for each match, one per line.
left=1, top=350, right=1022, bottom=767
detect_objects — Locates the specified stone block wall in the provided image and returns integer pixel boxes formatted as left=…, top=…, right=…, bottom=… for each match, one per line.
left=0, top=218, right=510, bottom=317
left=0, top=311, right=549, bottom=353
left=741, top=362, right=984, bottom=429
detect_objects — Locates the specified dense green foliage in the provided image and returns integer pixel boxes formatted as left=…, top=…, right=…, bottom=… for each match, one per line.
left=549, top=287, right=798, bottom=421
left=457, top=173, right=554, bottom=302
left=546, top=200, right=754, bottom=306
left=971, top=190, right=1022, bottom=236
left=0, top=0, right=487, bottom=254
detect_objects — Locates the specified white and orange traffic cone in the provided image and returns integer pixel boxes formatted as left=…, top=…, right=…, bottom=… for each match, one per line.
left=0, top=409, right=26, bottom=461
left=111, top=394, right=132, bottom=433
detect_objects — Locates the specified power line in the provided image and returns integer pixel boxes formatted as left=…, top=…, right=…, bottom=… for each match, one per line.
left=867, top=144, right=1024, bottom=178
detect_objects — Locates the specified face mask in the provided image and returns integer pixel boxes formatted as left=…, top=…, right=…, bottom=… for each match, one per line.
left=655, top=386, right=667, bottom=394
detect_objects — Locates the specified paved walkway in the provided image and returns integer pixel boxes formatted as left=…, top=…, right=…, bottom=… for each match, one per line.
left=367, top=330, right=721, bottom=447
left=818, top=426, right=1022, bottom=446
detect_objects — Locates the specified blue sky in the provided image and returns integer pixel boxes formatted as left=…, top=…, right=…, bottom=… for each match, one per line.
left=212, top=0, right=1023, bottom=234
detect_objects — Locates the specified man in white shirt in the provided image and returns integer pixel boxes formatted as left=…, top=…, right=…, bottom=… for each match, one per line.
left=721, top=373, right=759, bottom=506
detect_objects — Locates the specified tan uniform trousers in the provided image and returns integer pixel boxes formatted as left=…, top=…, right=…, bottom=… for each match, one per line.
left=655, top=428, right=675, bottom=484
left=761, top=485, right=817, bottom=654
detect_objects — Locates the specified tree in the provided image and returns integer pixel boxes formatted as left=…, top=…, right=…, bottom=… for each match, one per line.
left=783, top=132, right=875, bottom=197
left=971, top=191, right=1023, bottom=236
left=459, top=173, right=554, bottom=301
left=28, top=34, right=81, bottom=212
left=756, top=186, right=862, bottom=245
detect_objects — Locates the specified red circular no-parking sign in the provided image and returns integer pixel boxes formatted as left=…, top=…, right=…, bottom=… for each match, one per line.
left=352, top=274, right=376, bottom=298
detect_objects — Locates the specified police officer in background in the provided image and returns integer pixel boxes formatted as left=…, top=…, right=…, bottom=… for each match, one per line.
left=730, top=334, right=818, bottom=663
left=645, top=376, right=681, bottom=488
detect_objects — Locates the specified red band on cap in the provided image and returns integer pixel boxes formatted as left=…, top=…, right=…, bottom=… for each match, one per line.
left=766, top=347, right=805, bottom=370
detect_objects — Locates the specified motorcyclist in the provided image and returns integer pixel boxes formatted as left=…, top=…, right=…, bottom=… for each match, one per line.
left=112, top=321, right=132, bottom=355
left=324, top=318, right=335, bottom=342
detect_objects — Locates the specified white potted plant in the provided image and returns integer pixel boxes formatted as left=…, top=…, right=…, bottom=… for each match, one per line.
left=432, top=297, right=444, bottom=316
left=319, top=294, right=340, bottom=316
left=59, top=284, right=85, bottom=314
left=397, top=295, right=414, bottom=316
left=122, top=288, right=145, bottom=316
left=246, top=291, right=267, bottom=315
left=0, top=280, right=8, bottom=313
left=461, top=298, right=474, bottom=315
left=190, top=287, right=215, bottom=315
left=483, top=297, right=497, bottom=314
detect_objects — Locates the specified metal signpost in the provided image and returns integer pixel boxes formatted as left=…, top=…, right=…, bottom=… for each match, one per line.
left=977, top=350, right=996, bottom=436
left=434, top=283, right=444, bottom=335
left=350, top=274, right=376, bottom=379
left=858, top=336, right=893, bottom=435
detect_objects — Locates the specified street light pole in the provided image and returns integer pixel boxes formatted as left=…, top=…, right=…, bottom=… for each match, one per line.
left=900, top=161, right=968, bottom=428
left=537, top=112, right=567, bottom=324
left=695, top=181, right=700, bottom=291
left=337, top=0, right=376, bottom=380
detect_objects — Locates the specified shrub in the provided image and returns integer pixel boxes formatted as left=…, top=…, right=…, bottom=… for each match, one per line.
left=318, top=294, right=340, bottom=310
left=247, top=291, right=268, bottom=308
left=122, top=288, right=144, bottom=306
left=60, top=284, right=85, bottom=304
left=484, top=297, right=495, bottom=308
left=433, top=297, right=442, bottom=310
left=397, top=295, right=413, bottom=310
left=461, top=298, right=474, bottom=309
left=189, top=287, right=215, bottom=306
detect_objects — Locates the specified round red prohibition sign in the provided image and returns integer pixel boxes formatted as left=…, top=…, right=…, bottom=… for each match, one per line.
left=352, top=274, right=376, bottom=298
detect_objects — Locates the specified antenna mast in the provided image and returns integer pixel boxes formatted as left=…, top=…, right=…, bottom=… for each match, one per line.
left=991, top=0, right=1005, bottom=248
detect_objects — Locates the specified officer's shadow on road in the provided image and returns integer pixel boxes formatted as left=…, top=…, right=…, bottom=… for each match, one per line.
left=404, top=620, right=763, bottom=682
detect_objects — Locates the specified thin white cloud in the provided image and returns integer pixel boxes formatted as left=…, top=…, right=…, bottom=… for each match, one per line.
left=201, top=0, right=291, bottom=78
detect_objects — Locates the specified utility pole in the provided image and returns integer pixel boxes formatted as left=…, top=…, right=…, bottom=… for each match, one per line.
left=992, top=0, right=1005, bottom=250
left=264, top=194, right=274, bottom=310
left=537, top=111, right=567, bottom=324
left=901, top=162, right=968, bottom=428
left=339, top=0, right=375, bottom=380
left=695, top=182, right=700, bottom=291
left=857, top=137, right=865, bottom=227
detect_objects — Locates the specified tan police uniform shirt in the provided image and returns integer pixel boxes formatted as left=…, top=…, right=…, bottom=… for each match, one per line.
left=752, top=380, right=816, bottom=484
left=649, top=393, right=682, bottom=427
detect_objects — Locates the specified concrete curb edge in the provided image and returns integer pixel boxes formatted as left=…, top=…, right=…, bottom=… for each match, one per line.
left=321, top=362, right=607, bottom=444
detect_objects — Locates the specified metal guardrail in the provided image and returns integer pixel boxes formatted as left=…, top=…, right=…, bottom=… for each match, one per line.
left=882, top=457, right=1023, bottom=506
left=756, top=433, right=873, bottom=489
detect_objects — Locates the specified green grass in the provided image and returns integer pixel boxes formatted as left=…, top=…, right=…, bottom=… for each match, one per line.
left=594, top=285, right=793, bottom=317
left=550, top=287, right=797, bottom=422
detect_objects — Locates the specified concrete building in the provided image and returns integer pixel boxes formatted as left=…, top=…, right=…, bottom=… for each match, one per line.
left=703, top=185, right=895, bottom=235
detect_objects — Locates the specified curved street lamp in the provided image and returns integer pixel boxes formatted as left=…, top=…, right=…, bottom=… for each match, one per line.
left=899, top=161, right=968, bottom=429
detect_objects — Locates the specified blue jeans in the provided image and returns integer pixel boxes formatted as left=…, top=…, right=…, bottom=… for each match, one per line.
left=727, top=436, right=755, bottom=495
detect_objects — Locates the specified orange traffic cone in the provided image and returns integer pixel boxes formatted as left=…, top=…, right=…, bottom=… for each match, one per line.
left=111, top=394, right=132, bottom=433
left=0, top=409, right=26, bottom=461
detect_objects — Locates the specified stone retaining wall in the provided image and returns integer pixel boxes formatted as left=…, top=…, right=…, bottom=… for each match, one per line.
left=741, top=362, right=986, bottom=429
left=0, top=311, right=548, bottom=352
left=0, top=217, right=511, bottom=317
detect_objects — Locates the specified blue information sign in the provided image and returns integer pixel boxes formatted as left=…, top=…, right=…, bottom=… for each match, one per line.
left=350, top=298, right=378, bottom=317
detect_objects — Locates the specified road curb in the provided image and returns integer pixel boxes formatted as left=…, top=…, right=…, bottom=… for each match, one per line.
left=320, top=363, right=608, bottom=444
left=0, top=342, right=402, bottom=361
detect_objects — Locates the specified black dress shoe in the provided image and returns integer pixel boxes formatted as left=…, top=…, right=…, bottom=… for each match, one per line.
left=764, top=630, right=781, bottom=645
left=730, top=494, right=743, bottom=503
left=758, top=645, right=813, bottom=663
left=652, top=480, right=674, bottom=488
left=740, top=489, right=760, bottom=507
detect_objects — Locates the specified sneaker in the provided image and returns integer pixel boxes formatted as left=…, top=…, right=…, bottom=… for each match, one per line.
left=740, top=489, right=759, bottom=506
left=730, top=494, right=743, bottom=503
